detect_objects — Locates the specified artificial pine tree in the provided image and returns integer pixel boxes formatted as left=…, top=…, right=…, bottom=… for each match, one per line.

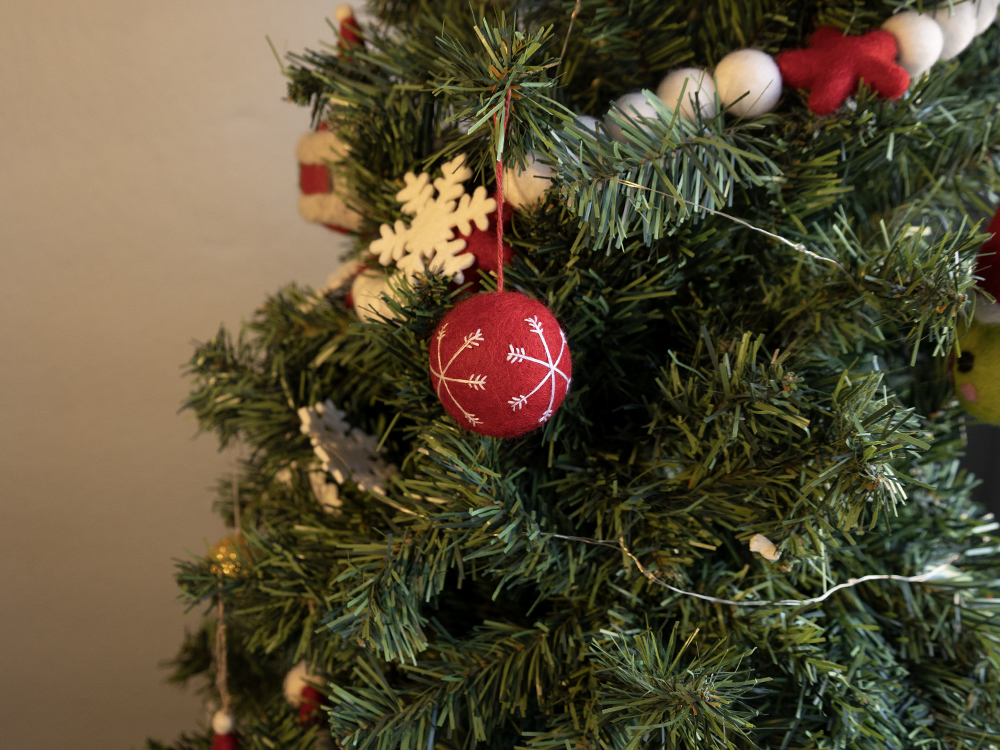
left=151, top=1, right=1000, bottom=748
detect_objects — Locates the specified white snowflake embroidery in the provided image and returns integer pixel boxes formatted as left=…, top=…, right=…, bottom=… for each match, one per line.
left=298, top=400, right=396, bottom=511
left=506, top=316, right=571, bottom=423
left=369, top=154, right=496, bottom=284
left=430, top=323, right=487, bottom=427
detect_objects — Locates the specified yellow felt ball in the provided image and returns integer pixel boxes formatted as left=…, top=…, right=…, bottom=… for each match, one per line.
left=954, top=318, right=1000, bottom=425
left=208, top=535, right=252, bottom=578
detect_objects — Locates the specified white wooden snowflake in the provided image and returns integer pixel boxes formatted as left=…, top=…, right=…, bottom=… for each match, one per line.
left=298, top=400, right=395, bottom=509
left=369, top=154, right=496, bottom=283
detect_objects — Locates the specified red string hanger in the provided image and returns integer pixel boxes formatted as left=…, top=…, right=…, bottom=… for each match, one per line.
left=493, top=88, right=513, bottom=292
left=427, top=87, right=572, bottom=439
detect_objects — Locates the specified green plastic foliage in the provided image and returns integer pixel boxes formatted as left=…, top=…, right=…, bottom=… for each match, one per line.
left=150, top=1, right=1000, bottom=750
left=592, top=628, right=763, bottom=750
left=551, top=93, right=780, bottom=251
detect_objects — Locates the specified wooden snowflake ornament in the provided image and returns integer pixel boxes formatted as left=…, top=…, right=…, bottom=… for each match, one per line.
left=370, top=154, right=496, bottom=282
left=430, top=292, right=572, bottom=438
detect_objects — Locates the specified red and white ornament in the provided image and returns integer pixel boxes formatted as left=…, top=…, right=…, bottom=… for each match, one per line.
left=334, top=4, right=363, bottom=51
left=211, top=710, right=240, bottom=750
left=284, top=661, right=325, bottom=726
left=297, top=123, right=362, bottom=233
left=295, top=5, right=365, bottom=234
left=430, top=292, right=572, bottom=438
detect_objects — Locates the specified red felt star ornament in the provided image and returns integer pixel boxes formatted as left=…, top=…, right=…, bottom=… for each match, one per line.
left=776, top=27, right=910, bottom=115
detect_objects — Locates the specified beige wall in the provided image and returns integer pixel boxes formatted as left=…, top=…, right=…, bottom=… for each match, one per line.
left=0, top=2, right=349, bottom=747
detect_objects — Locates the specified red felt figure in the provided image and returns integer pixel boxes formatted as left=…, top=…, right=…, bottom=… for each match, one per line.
left=776, top=27, right=910, bottom=115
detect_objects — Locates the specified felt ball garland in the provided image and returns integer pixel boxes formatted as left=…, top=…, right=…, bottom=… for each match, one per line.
left=714, top=49, right=783, bottom=117
left=881, top=11, right=945, bottom=77
left=493, top=7, right=998, bottom=214
left=655, top=67, right=717, bottom=121
left=299, top=5, right=998, bottom=235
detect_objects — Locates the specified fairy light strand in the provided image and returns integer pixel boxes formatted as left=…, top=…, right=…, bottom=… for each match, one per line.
left=552, top=533, right=961, bottom=608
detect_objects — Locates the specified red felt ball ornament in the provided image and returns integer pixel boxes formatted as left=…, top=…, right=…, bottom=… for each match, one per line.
left=430, top=292, right=572, bottom=438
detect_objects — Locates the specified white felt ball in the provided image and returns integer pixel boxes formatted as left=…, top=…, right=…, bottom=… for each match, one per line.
left=974, top=0, right=1000, bottom=34
left=502, top=153, right=554, bottom=210
left=882, top=11, right=945, bottom=78
left=334, top=4, right=354, bottom=23
left=932, top=2, right=978, bottom=60
left=655, top=67, right=717, bottom=121
left=714, top=49, right=782, bottom=117
left=212, top=710, right=234, bottom=735
left=603, top=91, right=660, bottom=142
left=554, top=115, right=600, bottom=144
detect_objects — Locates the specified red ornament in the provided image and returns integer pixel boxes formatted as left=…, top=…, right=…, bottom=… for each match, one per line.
left=210, top=711, right=241, bottom=750
left=336, top=4, right=363, bottom=55
left=430, top=292, right=572, bottom=438
left=978, top=208, right=1000, bottom=301
left=776, top=27, right=910, bottom=115
left=454, top=193, right=514, bottom=290
left=212, top=735, right=240, bottom=750
left=298, top=684, right=325, bottom=726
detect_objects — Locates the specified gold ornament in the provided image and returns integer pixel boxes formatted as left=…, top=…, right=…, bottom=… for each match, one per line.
left=208, top=535, right=252, bottom=578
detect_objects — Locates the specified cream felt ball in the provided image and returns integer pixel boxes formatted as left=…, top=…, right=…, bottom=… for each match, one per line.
left=430, top=292, right=572, bottom=438
left=351, top=267, right=396, bottom=322
left=974, top=0, right=1000, bottom=34
left=882, top=11, right=945, bottom=77
left=283, top=661, right=321, bottom=707
left=502, top=153, right=553, bottom=210
left=715, top=49, right=782, bottom=117
left=655, top=67, right=717, bottom=121
left=932, top=2, right=978, bottom=60
left=212, top=711, right=235, bottom=735
left=603, top=91, right=660, bottom=142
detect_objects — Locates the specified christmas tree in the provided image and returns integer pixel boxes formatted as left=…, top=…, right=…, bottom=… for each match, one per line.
left=151, top=1, right=1000, bottom=748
